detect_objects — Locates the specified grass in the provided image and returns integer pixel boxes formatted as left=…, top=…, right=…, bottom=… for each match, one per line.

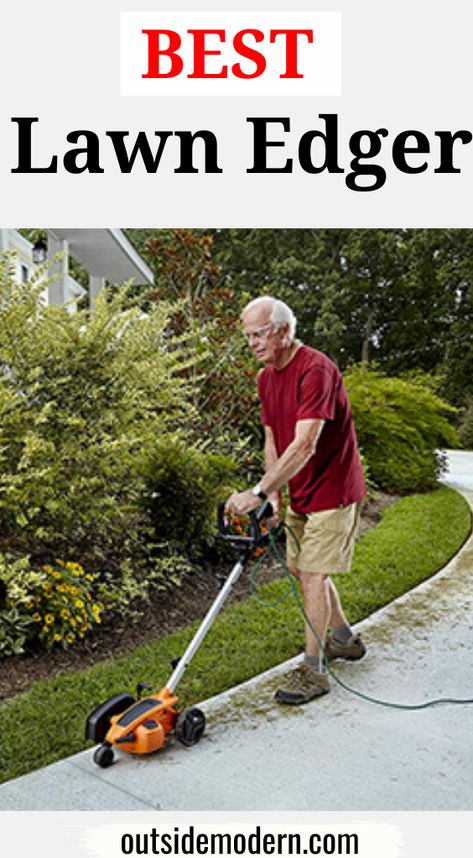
left=0, top=486, right=470, bottom=785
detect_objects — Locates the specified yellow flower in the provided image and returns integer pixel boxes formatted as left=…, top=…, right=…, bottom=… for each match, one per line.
left=61, top=609, right=71, bottom=619
left=85, top=574, right=93, bottom=582
left=32, top=612, right=41, bottom=622
left=74, top=599, right=84, bottom=609
left=66, top=633, right=74, bottom=644
left=57, top=584, right=66, bottom=593
left=53, top=634, right=62, bottom=642
left=24, top=600, right=34, bottom=609
left=72, top=570, right=81, bottom=577
left=43, top=565, right=53, bottom=574
left=45, top=614, right=54, bottom=625
left=41, top=626, right=49, bottom=634
left=70, top=619, right=76, bottom=627
left=70, top=586, right=79, bottom=596
left=52, top=571, right=61, bottom=580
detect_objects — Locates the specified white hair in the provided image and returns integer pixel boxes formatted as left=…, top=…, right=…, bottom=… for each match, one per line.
left=242, top=296, right=297, bottom=344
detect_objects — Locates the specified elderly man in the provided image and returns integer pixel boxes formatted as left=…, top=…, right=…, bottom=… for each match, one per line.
left=226, top=296, right=366, bottom=704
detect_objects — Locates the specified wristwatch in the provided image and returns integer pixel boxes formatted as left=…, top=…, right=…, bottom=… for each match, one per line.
left=252, top=482, right=267, bottom=501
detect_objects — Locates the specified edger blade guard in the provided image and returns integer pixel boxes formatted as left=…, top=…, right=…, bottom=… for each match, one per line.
left=86, top=692, right=137, bottom=743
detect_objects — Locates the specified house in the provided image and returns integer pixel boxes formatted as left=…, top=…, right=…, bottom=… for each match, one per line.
left=0, top=228, right=154, bottom=310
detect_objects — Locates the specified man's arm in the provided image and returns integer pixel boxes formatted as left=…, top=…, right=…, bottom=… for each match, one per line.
left=263, top=426, right=282, bottom=525
left=226, top=418, right=324, bottom=516
left=260, top=418, right=324, bottom=495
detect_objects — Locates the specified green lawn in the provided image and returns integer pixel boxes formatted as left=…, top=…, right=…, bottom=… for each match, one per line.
left=0, top=486, right=470, bottom=785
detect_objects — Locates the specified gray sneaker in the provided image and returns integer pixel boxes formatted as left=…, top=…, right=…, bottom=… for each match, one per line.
left=275, top=665, right=330, bottom=705
left=324, top=632, right=366, bottom=662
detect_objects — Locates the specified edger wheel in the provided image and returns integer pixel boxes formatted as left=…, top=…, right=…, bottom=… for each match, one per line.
left=93, top=743, right=115, bottom=768
left=175, top=707, right=206, bottom=746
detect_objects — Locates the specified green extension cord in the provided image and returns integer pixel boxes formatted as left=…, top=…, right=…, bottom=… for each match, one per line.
left=249, top=526, right=473, bottom=710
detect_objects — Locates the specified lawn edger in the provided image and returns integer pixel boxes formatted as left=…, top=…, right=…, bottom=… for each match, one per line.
left=85, top=500, right=273, bottom=768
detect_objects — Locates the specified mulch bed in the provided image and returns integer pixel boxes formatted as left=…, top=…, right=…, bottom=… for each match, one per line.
left=0, top=493, right=396, bottom=702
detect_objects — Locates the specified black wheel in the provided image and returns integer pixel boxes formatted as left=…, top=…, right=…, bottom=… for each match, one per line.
left=175, top=707, right=206, bottom=746
left=93, top=743, right=115, bottom=768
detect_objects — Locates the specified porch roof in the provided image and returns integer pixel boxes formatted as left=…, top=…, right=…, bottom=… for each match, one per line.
left=48, top=229, right=154, bottom=286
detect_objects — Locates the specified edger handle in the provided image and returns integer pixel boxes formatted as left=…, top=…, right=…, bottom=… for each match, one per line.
left=256, top=499, right=274, bottom=523
left=218, top=500, right=273, bottom=546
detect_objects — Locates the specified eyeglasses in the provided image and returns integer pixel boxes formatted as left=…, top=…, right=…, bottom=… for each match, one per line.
left=243, top=324, right=274, bottom=343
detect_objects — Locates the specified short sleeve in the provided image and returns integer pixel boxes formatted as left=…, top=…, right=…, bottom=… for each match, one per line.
left=296, top=365, right=338, bottom=421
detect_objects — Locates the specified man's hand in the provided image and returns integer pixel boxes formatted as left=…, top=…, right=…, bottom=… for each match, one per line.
left=225, top=490, right=261, bottom=517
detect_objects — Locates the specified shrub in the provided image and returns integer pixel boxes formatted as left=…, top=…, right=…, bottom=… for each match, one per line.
left=0, top=257, right=197, bottom=577
left=358, top=449, right=376, bottom=497
left=345, top=366, right=458, bottom=492
left=140, top=438, right=237, bottom=558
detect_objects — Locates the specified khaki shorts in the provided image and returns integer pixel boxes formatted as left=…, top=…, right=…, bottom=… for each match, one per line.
left=285, top=502, right=362, bottom=575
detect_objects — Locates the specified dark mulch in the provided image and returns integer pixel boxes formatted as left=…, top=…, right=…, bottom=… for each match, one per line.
left=0, top=493, right=396, bottom=702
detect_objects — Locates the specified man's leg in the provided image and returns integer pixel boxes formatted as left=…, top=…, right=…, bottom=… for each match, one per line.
left=275, top=570, right=330, bottom=705
left=327, top=576, right=349, bottom=627
left=299, top=571, right=330, bottom=664
left=325, top=575, right=366, bottom=661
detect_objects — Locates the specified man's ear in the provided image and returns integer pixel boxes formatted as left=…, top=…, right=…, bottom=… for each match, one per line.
left=281, top=324, right=291, bottom=346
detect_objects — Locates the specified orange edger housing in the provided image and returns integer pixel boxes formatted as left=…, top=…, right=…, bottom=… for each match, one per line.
left=86, top=501, right=273, bottom=768
left=106, top=688, right=179, bottom=754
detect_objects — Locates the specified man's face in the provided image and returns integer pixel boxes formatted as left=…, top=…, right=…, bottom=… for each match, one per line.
left=242, top=305, right=288, bottom=365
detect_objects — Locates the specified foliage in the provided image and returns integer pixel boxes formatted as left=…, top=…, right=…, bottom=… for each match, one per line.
left=0, top=256, right=196, bottom=576
left=0, top=487, right=469, bottom=784
left=3, top=558, right=103, bottom=650
left=208, top=228, right=473, bottom=405
left=358, top=450, right=376, bottom=497
left=345, top=366, right=458, bottom=492
left=0, top=255, right=216, bottom=636
left=458, top=396, right=473, bottom=449
left=128, top=229, right=261, bottom=452
left=0, top=555, right=33, bottom=656
left=0, top=606, right=34, bottom=657
left=139, top=437, right=237, bottom=558
left=0, top=253, right=250, bottom=648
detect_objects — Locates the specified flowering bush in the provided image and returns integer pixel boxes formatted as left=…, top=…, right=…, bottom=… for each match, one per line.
left=5, top=560, right=104, bottom=651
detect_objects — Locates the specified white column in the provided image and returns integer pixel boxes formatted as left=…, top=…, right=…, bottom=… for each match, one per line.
left=46, top=232, right=69, bottom=305
left=0, top=229, right=11, bottom=252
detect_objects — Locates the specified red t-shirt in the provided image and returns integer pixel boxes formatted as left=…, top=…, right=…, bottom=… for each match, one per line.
left=258, top=345, right=366, bottom=514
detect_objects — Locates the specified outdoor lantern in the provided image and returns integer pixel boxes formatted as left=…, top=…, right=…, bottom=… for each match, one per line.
left=32, top=237, right=47, bottom=265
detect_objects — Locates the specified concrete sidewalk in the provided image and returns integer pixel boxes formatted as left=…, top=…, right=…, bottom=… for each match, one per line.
left=1, top=479, right=472, bottom=810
